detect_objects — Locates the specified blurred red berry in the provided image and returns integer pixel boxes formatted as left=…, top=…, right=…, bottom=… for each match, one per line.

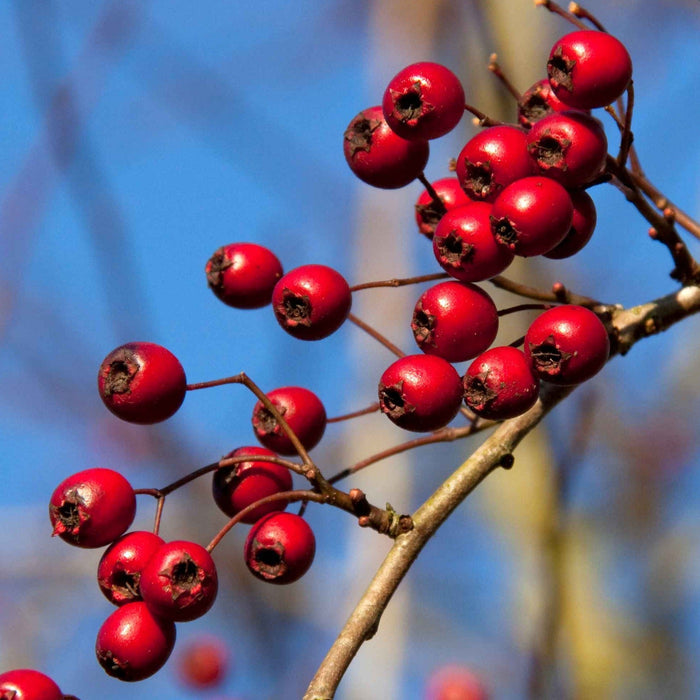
left=178, top=635, right=229, bottom=689
left=425, top=665, right=489, bottom=700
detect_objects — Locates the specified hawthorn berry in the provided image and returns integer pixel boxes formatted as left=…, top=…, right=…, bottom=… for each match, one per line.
left=97, top=341, right=187, bottom=425
left=177, top=636, right=229, bottom=689
left=548, top=30, right=633, bottom=110
left=517, top=78, right=579, bottom=129
left=382, top=62, right=465, bottom=141
left=415, top=177, right=471, bottom=239
left=463, top=346, right=540, bottom=420
left=490, top=176, right=573, bottom=257
left=526, top=111, right=608, bottom=188
left=544, top=189, right=597, bottom=259
left=252, top=386, right=327, bottom=455
left=455, top=125, right=533, bottom=202
left=205, top=242, right=283, bottom=309
left=524, top=305, right=610, bottom=385
left=49, top=467, right=136, bottom=549
left=378, top=354, right=463, bottom=432
left=140, top=540, right=218, bottom=622
left=97, top=530, right=165, bottom=606
left=343, top=105, right=429, bottom=189
left=0, top=669, right=63, bottom=700
left=244, top=512, right=316, bottom=584
left=425, top=665, right=489, bottom=700
left=412, top=281, right=499, bottom=363
left=213, top=446, right=293, bottom=524
left=432, top=202, right=514, bottom=282
left=96, top=601, right=176, bottom=682
left=272, top=264, right=352, bottom=340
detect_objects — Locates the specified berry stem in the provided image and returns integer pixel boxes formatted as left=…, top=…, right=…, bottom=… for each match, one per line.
left=350, top=272, right=448, bottom=292
left=498, top=303, right=554, bottom=317
left=348, top=313, right=406, bottom=358
left=490, top=275, right=605, bottom=308
left=534, top=0, right=588, bottom=30
left=488, top=53, right=522, bottom=101
left=327, top=402, right=380, bottom=423
left=617, top=81, right=635, bottom=169
left=464, top=103, right=502, bottom=127
left=417, top=172, right=448, bottom=217
left=567, top=2, right=607, bottom=31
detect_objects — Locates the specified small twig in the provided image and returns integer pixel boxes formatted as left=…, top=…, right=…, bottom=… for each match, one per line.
left=617, top=82, right=635, bottom=169
left=488, top=53, right=521, bottom=101
left=350, top=272, right=448, bottom=293
left=534, top=0, right=588, bottom=29
left=490, top=275, right=606, bottom=309
left=417, top=172, right=448, bottom=217
left=465, top=103, right=502, bottom=127
left=567, top=1, right=607, bottom=31
left=348, top=313, right=406, bottom=358
left=498, top=303, right=553, bottom=317
left=327, top=403, right=380, bottom=423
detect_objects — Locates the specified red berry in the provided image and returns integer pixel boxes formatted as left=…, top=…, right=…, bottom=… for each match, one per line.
left=95, top=601, right=176, bottom=682
left=0, top=669, right=63, bottom=700
left=526, top=111, right=608, bottom=188
left=244, top=512, right=315, bottom=585
left=97, top=530, right=165, bottom=606
left=252, top=386, right=326, bottom=455
left=524, top=305, right=610, bottom=385
left=205, top=242, right=283, bottom=309
left=490, top=176, right=573, bottom=257
left=544, top=189, right=597, bottom=259
left=49, top=467, right=136, bottom=548
left=97, top=341, right=187, bottom=425
left=213, top=446, right=292, bottom=524
left=432, top=202, right=514, bottom=282
left=272, top=264, right=352, bottom=340
left=455, top=125, right=533, bottom=202
left=140, top=540, right=218, bottom=622
left=343, top=105, right=429, bottom=189
left=412, top=281, right=499, bottom=363
left=548, top=30, right=632, bottom=109
left=382, top=62, right=465, bottom=141
left=178, top=635, right=229, bottom=689
left=378, top=354, right=463, bottom=432
left=425, top=665, right=489, bottom=700
left=415, top=177, right=471, bottom=239
left=517, top=78, right=581, bottom=129
left=463, top=346, right=539, bottom=420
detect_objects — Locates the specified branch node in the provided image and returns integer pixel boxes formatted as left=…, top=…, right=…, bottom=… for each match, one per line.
left=499, top=454, right=515, bottom=470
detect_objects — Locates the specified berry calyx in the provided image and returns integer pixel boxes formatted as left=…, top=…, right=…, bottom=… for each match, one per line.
left=0, top=669, right=63, bottom=700
left=97, top=341, right=187, bottom=425
left=244, top=512, right=316, bottom=584
left=415, top=177, right=471, bottom=239
left=49, top=468, right=136, bottom=549
left=272, top=264, right=352, bottom=340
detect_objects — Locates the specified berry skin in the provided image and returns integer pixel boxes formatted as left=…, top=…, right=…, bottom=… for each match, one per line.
left=97, top=341, right=187, bottom=425
left=455, top=125, right=533, bottom=202
left=378, top=354, right=463, bottom=432
left=272, top=264, right=352, bottom=340
left=213, top=446, right=293, bottom=524
left=382, top=62, right=465, bottom=141
left=544, top=189, right=597, bottom=259
left=205, top=242, right=283, bottom=309
left=97, top=530, right=165, bottom=606
left=49, top=468, right=136, bottom=549
left=524, top=305, right=610, bottom=385
left=252, top=386, right=326, bottom=455
left=463, top=346, right=540, bottom=420
left=517, top=78, right=580, bottom=129
left=432, top=202, right=514, bottom=282
left=95, top=601, right=176, bottom=682
left=425, top=665, right=489, bottom=700
left=415, top=177, right=471, bottom=239
left=548, top=31, right=633, bottom=110
left=412, top=281, right=499, bottom=363
left=526, top=111, right=608, bottom=188
left=177, top=635, right=229, bottom=689
left=490, top=176, right=573, bottom=257
left=244, top=512, right=316, bottom=585
left=140, top=540, right=218, bottom=622
left=344, top=105, right=429, bottom=189
left=0, top=669, right=63, bottom=700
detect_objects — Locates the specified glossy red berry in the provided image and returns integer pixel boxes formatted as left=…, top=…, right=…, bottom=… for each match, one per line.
left=544, top=189, right=597, bottom=259
left=272, top=264, right=352, bottom=340
left=140, top=540, right=218, bottom=622
left=524, top=305, right=610, bottom=385
left=344, top=105, right=429, bottom=189
left=455, top=125, right=533, bottom=202
left=463, top=346, right=540, bottom=420
left=517, top=78, right=580, bottom=129
left=432, top=202, right=514, bottom=282
left=378, top=354, right=463, bottom=432
left=252, top=386, right=326, bottom=455
left=97, top=530, right=165, bottom=606
left=177, top=635, right=229, bottom=689
left=205, top=242, right=283, bottom=309
left=490, top=176, right=573, bottom=257
left=412, top=281, right=499, bottom=363
left=548, top=31, right=632, bottom=109
left=244, top=512, right=316, bottom=584
left=49, top=467, right=136, bottom=549
left=0, top=669, right=63, bottom=700
left=96, top=601, right=176, bottom=682
left=382, top=62, right=465, bottom=141
left=415, top=177, right=471, bottom=239
left=213, top=446, right=292, bottom=524
left=526, top=111, right=608, bottom=188
left=97, top=341, right=187, bottom=425
left=425, top=665, right=489, bottom=700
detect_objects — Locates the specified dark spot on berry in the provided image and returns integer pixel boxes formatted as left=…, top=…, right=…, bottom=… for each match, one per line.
left=378, top=382, right=413, bottom=419
left=491, top=216, right=519, bottom=249
left=529, top=134, right=569, bottom=169
left=170, top=556, right=200, bottom=588
left=411, top=305, right=435, bottom=346
left=250, top=540, right=287, bottom=579
left=111, top=568, right=140, bottom=599
left=279, top=290, right=312, bottom=327
left=393, top=84, right=424, bottom=121
left=465, top=161, right=493, bottom=198
left=519, top=93, right=550, bottom=125
left=530, top=338, right=572, bottom=376
left=547, top=47, right=575, bottom=92
left=464, top=374, right=498, bottom=411
left=253, top=405, right=286, bottom=436
left=415, top=200, right=446, bottom=237
left=205, top=249, right=229, bottom=290
left=97, top=649, right=129, bottom=679
left=344, top=116, right=381, bottom=157
left=102, top=349, right=138, bottom=396
left=435, top=230, right=475, bottom=266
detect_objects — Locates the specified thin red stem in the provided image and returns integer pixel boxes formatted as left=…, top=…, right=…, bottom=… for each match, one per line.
left=350, top=272, right=448, bottom=292
left=327, top=403, right=380, bottom=423
left=348, top=313, right=406, bottom=358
